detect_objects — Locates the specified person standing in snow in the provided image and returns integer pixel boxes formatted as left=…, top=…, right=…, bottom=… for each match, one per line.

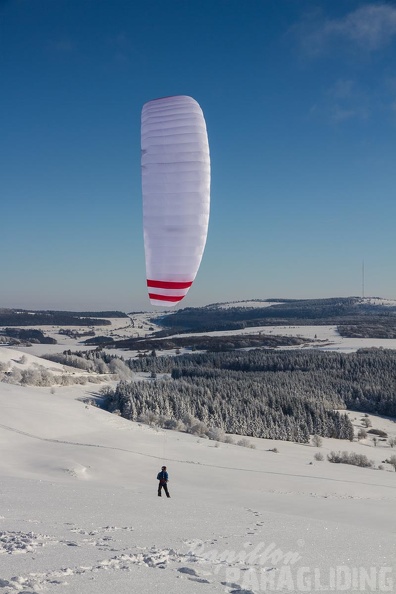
left=157, top=465, right=170, bottom=497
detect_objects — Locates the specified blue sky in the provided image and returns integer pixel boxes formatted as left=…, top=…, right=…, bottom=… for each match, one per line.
left=1, top=0, right=396, bottom=311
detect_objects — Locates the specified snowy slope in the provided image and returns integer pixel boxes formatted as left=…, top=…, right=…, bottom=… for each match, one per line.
left=0, top=382, right=395, bottom=594
left=0, top=347, right=84, bottom=376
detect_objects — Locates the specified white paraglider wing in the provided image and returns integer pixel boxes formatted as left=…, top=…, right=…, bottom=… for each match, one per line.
left=141, top=95, right=210, bottom=306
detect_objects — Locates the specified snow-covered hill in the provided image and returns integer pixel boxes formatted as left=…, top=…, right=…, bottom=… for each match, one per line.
left=0, top=346, right=107, bottom=388
left=0, top=381, right=395, bottom=593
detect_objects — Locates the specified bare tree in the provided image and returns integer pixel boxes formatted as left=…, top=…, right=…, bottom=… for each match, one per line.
left=387, top=455, right=396, bottom=472
left=312, top=435, right=323, bottom=447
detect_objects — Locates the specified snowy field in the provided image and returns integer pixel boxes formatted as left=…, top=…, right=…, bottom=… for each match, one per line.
left=156, top=325, right=396, bottom=354
left=8, top=318, right=396, bottom=362
left=0, top=314, right=161, bottom=356
left=8, top=324, right=396, bottom=362
left=1, top=378, right=396, bottom=592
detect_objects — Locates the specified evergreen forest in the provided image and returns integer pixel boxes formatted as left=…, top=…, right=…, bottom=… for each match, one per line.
left=103, top=348, right=396, bottom=443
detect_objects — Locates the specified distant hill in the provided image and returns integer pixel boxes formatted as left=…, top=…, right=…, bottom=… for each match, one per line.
left=151, top=297, right=396, bottom=337
left=0, top=309, right=128, bottom=327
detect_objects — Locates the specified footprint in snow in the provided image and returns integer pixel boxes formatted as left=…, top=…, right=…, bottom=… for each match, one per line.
left=178, top=567, right=211, bottom=584
left=222, top=583, right=256, bottom=594
left=0, top=530, right=52, bottom=555
left=178, top=567, right=199, bottom=576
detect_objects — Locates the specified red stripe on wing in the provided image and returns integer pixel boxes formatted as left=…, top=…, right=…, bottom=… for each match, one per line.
left=147, top=279, right=193, bottom=289
left=149, top=293, right=185, bottom=303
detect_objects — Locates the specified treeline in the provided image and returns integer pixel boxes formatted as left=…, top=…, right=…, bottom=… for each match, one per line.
left=105, top=333, right=309, bottom=351
left=52, top=310, right=127, bottom=318
left=0, top=365, right=103, bottom=387
left=0, top=310, right=124, bottom=327
left=0, top=328, right=56, bottom=344
left=338, top=321, right=396, bottom=339
left=126, top=348, right=396, bottom=417
left=59, top=329, right=95, bottom=339
left=42, top=350, right=134, bottom=380
left=70, top=347, right=396, bottom=442
left=104, top=374, right=353, bottom=442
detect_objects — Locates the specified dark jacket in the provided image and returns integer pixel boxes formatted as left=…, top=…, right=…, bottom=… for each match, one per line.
left=157, top=470, right=168, bottom=483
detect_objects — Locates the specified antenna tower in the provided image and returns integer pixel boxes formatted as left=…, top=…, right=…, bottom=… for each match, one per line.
left=362, top=260, right=365, bottom=299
